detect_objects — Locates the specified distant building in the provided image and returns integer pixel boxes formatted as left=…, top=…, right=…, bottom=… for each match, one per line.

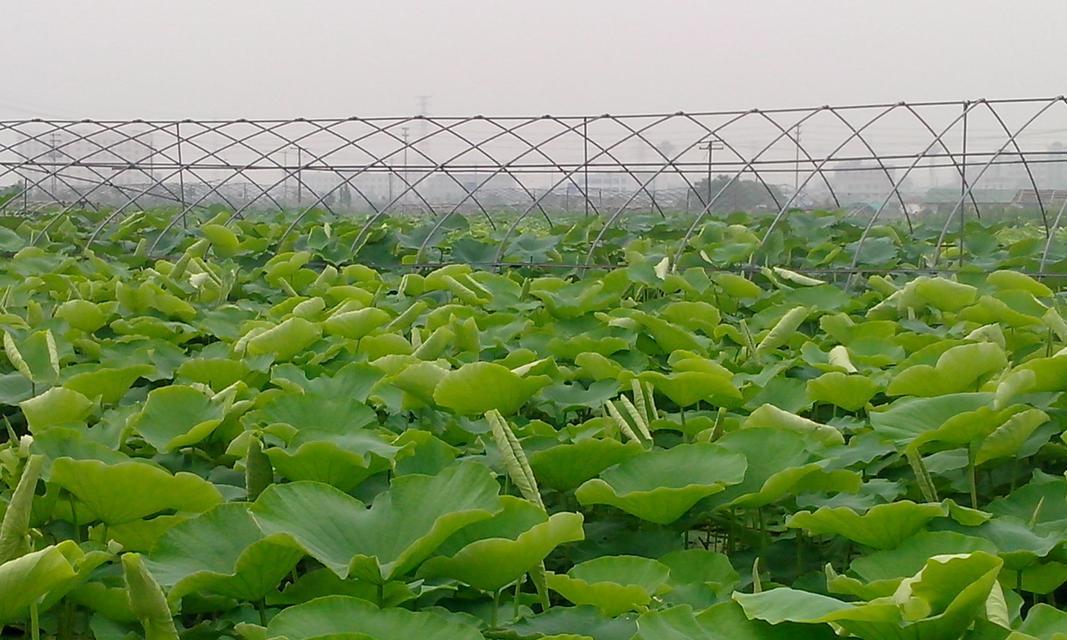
left=829, top=161, right=912, bottom=207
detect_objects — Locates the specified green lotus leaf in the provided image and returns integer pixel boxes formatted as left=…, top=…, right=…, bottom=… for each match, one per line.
left=986, top=270, right=1052, bottom=297
left=506, top=605, right=637, bottom=640
left=529, top=438, right=645, bottom=492
left=974, top=408, right=1049, bottom=466
left=1013, top=354, right=1067, bottom=392
left=998, top=561, right=1067, bottom=595
left=265, top=595, right=483, bottom=640
left=268, top=568, right=415, bottom=608
left=870, top=393, right=993, bottom=446
left=146, top=503, right=304, bottom=603
left=634, top=602, right=836, bottom=640
left=887, top=342, right=1008, bottom=397
left=0, top=371, right=33, bottom=405
left=250, top=462, right=501, bottom=582
left=267, top=430, right=399, bottom=492
left=54, top=299, right=108, bottom=332
left=105, top=515, right=189, bottom=553
left=202, top=223, right=241, bottom=256
left=122, top=552, right=180, bottom=640
left=574, top=352, right=626, bottom=381
left=176, top=357, right=251, bottom=391
left=50, top=458, right=223, bottom=525
left=661, top=301, right=721, bottom=334
left=992, top=369, right=1036, bottom=410
left=906, top=405, right=1016, bottom=454
left=985, top=472, right=1067, bottom=529
left=713, top=272, right=763, bottom=299
left=905, top=276, right=978, bottom=311
left=433, top=362, right=551, bottom=416
left=1016, top=604, right=1067, bottom=639
left=833, top=530, right=999, bottom=598
left=129, top=384, right=227, bottom=452
left=4, top=329, right=59, bottom=384
left=575, top=444, right=747, bottom=524
left=254, top=388, right=377, bottom=434
left=323, top=308, right=391, bottom=340
left=418, top=496, right=584, bottom=591
left=659, top=550, right=739, bottom=609
left=735, top=552, right=1004, bottom=640
left=940, top=516, right=1061, bottom=570
left=805, top=372, right=879, bottom=411
left=63, top=364, right=153, bottom=405
left=753, top=306, right=809, bottom=360
left=245, top=317, right=322, bottom=361
left=625, top=309, right=705, bottom=354
left=0, top=541, right=82, bottom=625
left=742, top=404, right=844, bottom=446
left=960, top=293, right=1045, bottom=328
left=707, top=428, right=861, bottom=510
left=786, top=500, right=948, bottom=549
left=637, top=370, right=740, bottom=408
left=546, top=555, right=671, bottom=616
left=19, top=387, right=93, bottom=432
left=385, top=360, right=449, bottom=408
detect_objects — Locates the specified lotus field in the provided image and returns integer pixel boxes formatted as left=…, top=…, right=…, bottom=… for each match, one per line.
left=1, top=208, right=1067, bottom=639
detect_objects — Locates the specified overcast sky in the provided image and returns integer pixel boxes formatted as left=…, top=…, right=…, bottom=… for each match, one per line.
left=2, top=1, right=1064, bottom=120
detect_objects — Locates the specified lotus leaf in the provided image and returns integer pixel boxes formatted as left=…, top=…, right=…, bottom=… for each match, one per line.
left=575, top=443, right=747, bottom=524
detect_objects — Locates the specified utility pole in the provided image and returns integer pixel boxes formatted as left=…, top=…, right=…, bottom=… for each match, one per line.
left=49, top=131, right=59, bottom=197
left=793, top=124, right=802, bottom=198
left=699, top=140, right=724, bottom=209
left=402, top=127, right=410, bottom=210
left=284, top=145, right=304, bottom=206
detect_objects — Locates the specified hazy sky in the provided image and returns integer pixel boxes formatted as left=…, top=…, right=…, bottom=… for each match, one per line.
left=2, top=1, right=1064, bottom=120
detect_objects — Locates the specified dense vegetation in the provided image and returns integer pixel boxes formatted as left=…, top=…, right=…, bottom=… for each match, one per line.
left=0, top=208, right=1065, bottom=639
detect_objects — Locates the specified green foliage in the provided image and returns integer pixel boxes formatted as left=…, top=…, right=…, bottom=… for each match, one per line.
left=0, top=210, right=1063, bottom=638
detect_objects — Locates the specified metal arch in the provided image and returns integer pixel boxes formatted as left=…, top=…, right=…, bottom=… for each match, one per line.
left=339, top=114, right=499, bottom=225
left=495, top=112, right=689, bottom=266
left=665, top=108, right=830, bottom=271
left=0, top=120, right=112, bottom=210
left=365, top=113, right=600, bottom=262
left=0, top=118, right=187, bottom=212
left=845, top=100, right=983, bottom=281
left=369, top=115, right=499, bottom=227
left=264, top=115, right=481, bottom=252
left=931, top=97, right=1064, bottom=267
left=147, top=118, right=355, bottom=254
left=416, top=113, right=684, bottom=265
left=153, top=119, right=297, bottom=215
left=272, top=116, right=459, bottom=252
left=83, top=118, right=302, bottom=249
left=227, top=116, right=441, bottom=224
left=823, top=105, right=911, bottom=232
left=587, top=109, right=792, bottom=272
left=21, top=119, right=193, bottom=246
left=976, top=100, right=1049, bottom=235
left=279, top=114, right=542, bottom=254
left=756, top=108, right=842, bottom=209
left=1039, top=195, right=1067, bottom=270
left=899, top=103, right=980, bottom=215
left=749, top=104, right=903, bottom=267
left=357, top=116, right=501, bottom=223
left=482, top=115, right=619, bottom=266
left=29, top=118, right=262, bottom=247
left=409, top=115, right=567, bottom=265
left=345, top=114, right=552, bottom=259
left=675, top=112, right=784, bottom=210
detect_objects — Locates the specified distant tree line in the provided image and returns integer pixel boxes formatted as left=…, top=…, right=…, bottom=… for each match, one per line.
left=688, top=176, right=784, bottom=212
